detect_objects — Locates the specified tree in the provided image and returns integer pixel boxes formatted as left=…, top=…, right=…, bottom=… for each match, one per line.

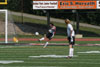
left=7, top=0, right=21, bottom=11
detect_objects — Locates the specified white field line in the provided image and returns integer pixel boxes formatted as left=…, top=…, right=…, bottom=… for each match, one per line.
left=77, top=51, right=100, bottom=54
left=0, top=60, right=24, bottom=64
left=0, top=55, right=78, bottom=58
left=29, top=55, right=78, bottom=58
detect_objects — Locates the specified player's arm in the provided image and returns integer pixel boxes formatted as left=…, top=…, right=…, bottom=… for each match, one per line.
left=69, top=25, right=74, bottom=42
left=70, top=30, right=73, bottom=36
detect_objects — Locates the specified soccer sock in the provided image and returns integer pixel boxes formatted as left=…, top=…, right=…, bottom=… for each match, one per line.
left=39, top=37, right=45, bottom=41
left=43, top=42, right=49, bottom=48
left=69, top=48, right=74, bottom=57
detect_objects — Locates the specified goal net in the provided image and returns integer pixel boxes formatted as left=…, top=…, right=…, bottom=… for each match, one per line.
left=0, top=9, right=17, bottom=43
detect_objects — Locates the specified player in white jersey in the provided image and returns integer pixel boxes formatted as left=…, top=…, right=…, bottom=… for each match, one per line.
left=39, top=23, right=56, bottom=48
left=65, top=19, right=75, bottom=59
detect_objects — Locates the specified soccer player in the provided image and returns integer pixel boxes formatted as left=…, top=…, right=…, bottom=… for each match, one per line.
left=65, top=19, right=75, bottom=58
left=39, top=23, right=56, bottom=48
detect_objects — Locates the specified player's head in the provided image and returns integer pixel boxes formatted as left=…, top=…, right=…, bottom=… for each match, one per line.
left=50, top=23, right=54, bottom=27
left=65, top=19, right=70, bottom=24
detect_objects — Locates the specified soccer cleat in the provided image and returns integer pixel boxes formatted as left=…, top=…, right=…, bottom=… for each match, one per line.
left=67, top=56, right=72, bottom=59
left=43, top=46, right=46, bottom=48
left=38, top=39, right=41, bottom=42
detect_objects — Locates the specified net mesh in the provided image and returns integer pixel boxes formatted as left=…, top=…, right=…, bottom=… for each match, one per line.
left=0, top=10, right=17, bottom=43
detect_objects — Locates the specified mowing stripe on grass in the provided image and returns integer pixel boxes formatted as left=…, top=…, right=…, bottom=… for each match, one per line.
left=0, top=46, right=29, bottom=48
left=4, top=62, right=100, bottom=65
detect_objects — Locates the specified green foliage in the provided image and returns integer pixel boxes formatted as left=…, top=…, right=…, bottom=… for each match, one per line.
left=7, top=0, right=32, bottom=13
left=7, top=0, right=21, bottom=11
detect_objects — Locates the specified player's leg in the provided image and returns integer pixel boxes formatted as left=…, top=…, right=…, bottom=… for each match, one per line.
left=39, top=37, right=45, bottom=41
left=39, top=34, right=46, bottom=41
left=68, top=44, right=74, bottom=58
left=43, top=39, right=50, bottom=48
left=43, top=33, right=53, bottom=48
left=68, top=36, right=75, bottom=58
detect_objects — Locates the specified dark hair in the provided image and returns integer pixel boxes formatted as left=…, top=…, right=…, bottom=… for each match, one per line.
left=50, top=23, right=54, bottom=26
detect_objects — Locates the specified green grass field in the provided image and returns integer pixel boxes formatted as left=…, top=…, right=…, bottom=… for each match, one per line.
left=0, top=45, right=100, bottom=67
left=19, top=41, right=100, bottom=44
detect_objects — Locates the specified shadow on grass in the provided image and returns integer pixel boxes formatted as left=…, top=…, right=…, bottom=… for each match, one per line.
left=15, top=22, right=100, bottom=37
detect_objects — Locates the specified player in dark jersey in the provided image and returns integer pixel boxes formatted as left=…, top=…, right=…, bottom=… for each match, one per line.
left=39, top=23, right=56, bottom=48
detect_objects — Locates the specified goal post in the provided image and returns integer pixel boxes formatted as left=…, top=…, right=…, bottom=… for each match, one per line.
left=0, top=9, right=8, bottom=43
left=0, top=9, right=19, bottom=43
left=5, top=10, right=8, bottom=43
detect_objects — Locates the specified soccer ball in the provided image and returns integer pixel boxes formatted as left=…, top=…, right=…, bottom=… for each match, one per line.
left=35, top=32, right=39, bottom=35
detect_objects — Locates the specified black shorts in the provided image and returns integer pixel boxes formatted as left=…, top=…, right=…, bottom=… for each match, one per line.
left=46, top=33, right=53, bottom=40
left=68, top=36, right=75, bottom=45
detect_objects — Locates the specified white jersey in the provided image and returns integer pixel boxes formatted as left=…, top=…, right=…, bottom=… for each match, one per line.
left=67, top=24, right=75, bottom=37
